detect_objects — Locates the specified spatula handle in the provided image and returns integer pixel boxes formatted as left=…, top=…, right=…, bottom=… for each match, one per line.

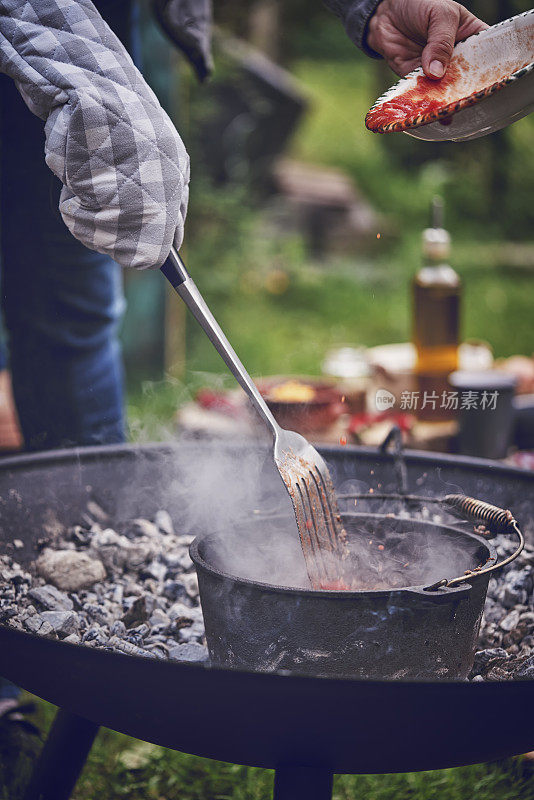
left=161, top=247, right=279, bottom=437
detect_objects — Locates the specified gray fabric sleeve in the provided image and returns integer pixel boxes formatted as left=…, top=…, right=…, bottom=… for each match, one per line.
left=323, top=0, right=384, bottom=57
left=0, top=0, right=190, bottom=269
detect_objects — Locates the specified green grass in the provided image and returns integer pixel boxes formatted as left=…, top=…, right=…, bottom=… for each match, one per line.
left=179, top=231, right=533, bottom=375
left=2, top=695, right=533, bottom=800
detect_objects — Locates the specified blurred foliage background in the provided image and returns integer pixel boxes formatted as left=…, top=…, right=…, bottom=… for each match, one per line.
left=126, top=0, right=534, bottom=426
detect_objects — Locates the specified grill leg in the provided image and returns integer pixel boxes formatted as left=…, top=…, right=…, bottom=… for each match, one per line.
left=23, top=708, right=99, bottom=800
left=273, top=765, right=333, bottom=800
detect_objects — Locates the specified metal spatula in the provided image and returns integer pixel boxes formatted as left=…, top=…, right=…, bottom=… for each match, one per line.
left=161, top=247, right=347, bottom=589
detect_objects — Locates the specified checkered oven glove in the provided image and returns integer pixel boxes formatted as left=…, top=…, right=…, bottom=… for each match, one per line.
left=0, top=0, right=189, bottom=269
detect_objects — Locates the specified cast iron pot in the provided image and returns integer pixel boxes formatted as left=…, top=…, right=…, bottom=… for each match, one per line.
left=191, top=512, right=497, bottom=680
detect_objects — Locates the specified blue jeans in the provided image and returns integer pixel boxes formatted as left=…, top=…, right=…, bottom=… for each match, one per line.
left=0, top=0, right=139, bottom=701
left=0, top=0, right=140, bottom=700
left=0, top=0, right=139, bottom=451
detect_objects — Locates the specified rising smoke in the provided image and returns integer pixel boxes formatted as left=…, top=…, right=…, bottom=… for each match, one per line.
left=155, top=433, right=489, bottom=591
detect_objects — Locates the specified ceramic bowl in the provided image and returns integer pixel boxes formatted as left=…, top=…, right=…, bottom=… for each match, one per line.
left=365, top=9, right=534, bottom=141
left=258, top=376, right=344, bottom=434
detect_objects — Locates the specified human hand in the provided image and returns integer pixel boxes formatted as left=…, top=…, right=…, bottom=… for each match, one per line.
left=366, top=0, right=488, bottom=79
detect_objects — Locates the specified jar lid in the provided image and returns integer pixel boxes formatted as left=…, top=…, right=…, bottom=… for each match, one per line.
left=449, top=370, right=517, bottom=391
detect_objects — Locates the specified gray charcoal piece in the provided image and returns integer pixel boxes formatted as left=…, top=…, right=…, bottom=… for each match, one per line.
left=108, top=635, right=157, bottom=659
left=502, top=571, right=533, bottom=607
left=126, top=519, right=159, bottom=539
left=149, top=609, right=171, bottom=628
left=145, top=645, right=169, bottom=658
left=122, top=594, right=156, bottom=627
left=28, top=583, right=74, bottom=611
left=110, top=620, right=127, bottom=637
left=71, top=526, right=91, bottom=546
left=472, top=648, right=510, bottom=673
left=112, top=585, right=123, bottom=604
left=176, top=535, right=195, bottom=547
left=178, top=623, right=205, bottom=643
left=142, top=560, right=167, bottom=582
left=129, top=623, right=150, bottom=638
left=82, top=603, right=110, bottom=626
left=168, top=642, right=209, bottom=663
left=163, top=551, right=191, bottom=571
left=0, top=606, right=17, bottom=622
left=63, top=633, right=81, bottom=645
left=123, top=581, right=144, bottom=597
left=40, top=611, right=79, bottom=637
left=181, top=573, right=199, bottom=599
left=36, top=549, right=106, bottom=592
left=82, top=626, right=108, bottom=646
left=124, top=542, right=155, bottom=570
left=482, top=598, right=504, bottom=625
left=515, top=655, right=534, bottom=679
left=93, top=528, right=124, bottom=547
left=167, top=602, right=197, bottom=623
left=25, top=616, right=55, bottom=637
left=500, top=609, right=521, bottom=632
left=145, top=634, right=168, bottom=645
left=163, top=580, right=189, bottom=602
left=155, top=510, right=174, bottom=536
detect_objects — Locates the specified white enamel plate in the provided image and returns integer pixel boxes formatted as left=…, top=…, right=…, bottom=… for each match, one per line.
left=365, top=10, right=534, bottom=142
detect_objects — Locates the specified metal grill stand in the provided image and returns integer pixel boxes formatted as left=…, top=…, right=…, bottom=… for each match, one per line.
left=274, top=765, right=334, bottom=800
left=23, top=712, right=335, bottom=800
left=23, top=710, right=99, bottom=800
left=0, top=439, right=531, bottom=800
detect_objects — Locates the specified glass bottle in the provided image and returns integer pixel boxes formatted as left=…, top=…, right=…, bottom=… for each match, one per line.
left=412, top=198, right=461, bottom=420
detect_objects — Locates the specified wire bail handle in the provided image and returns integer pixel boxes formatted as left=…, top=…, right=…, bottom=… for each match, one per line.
left=337, top=491, right=525, bottom=592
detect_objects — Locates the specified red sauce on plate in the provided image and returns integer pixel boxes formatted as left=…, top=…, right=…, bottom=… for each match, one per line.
left=366, top=60, right=463, bottom=131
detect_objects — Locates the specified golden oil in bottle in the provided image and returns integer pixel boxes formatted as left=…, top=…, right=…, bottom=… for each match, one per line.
left=412, top=198, right=461, bottom=419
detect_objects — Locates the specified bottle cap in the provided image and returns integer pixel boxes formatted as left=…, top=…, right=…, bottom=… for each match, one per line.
left=422, top=226, right=451, bottom=260
left=422, top=195, right=451, bottom=260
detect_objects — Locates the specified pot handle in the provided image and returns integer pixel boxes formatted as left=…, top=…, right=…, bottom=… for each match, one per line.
left=404, top=582, right=472, bottom=601
left=424, top=495, right=525, bottom=591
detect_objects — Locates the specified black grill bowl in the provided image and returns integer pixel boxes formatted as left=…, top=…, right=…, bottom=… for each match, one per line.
left=191, top=514, right=496, bottom=680
left=0, top=443, right=533, bottom=775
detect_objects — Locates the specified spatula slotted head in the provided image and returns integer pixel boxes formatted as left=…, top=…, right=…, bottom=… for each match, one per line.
left=274, top=430, right=347, bottom=589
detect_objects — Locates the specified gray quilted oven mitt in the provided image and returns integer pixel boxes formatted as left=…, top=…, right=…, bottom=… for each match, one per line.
left=0, top=0, right=189, bottom=269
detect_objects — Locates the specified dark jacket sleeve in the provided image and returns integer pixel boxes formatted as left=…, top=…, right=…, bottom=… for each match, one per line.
left=323, top=0, right=384, bottom=57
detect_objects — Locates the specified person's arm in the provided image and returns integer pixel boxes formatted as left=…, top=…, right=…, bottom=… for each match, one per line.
left=0, top=0, right=189, bottom=269
left=151, top=0, right=213, bottom=82
left=323, top=0, right=385, bottom=58
left=324, top=0, right=487, bottom=78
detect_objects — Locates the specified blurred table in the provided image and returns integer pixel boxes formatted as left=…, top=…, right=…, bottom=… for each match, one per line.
left=176, top=386, right=458, bottom=453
